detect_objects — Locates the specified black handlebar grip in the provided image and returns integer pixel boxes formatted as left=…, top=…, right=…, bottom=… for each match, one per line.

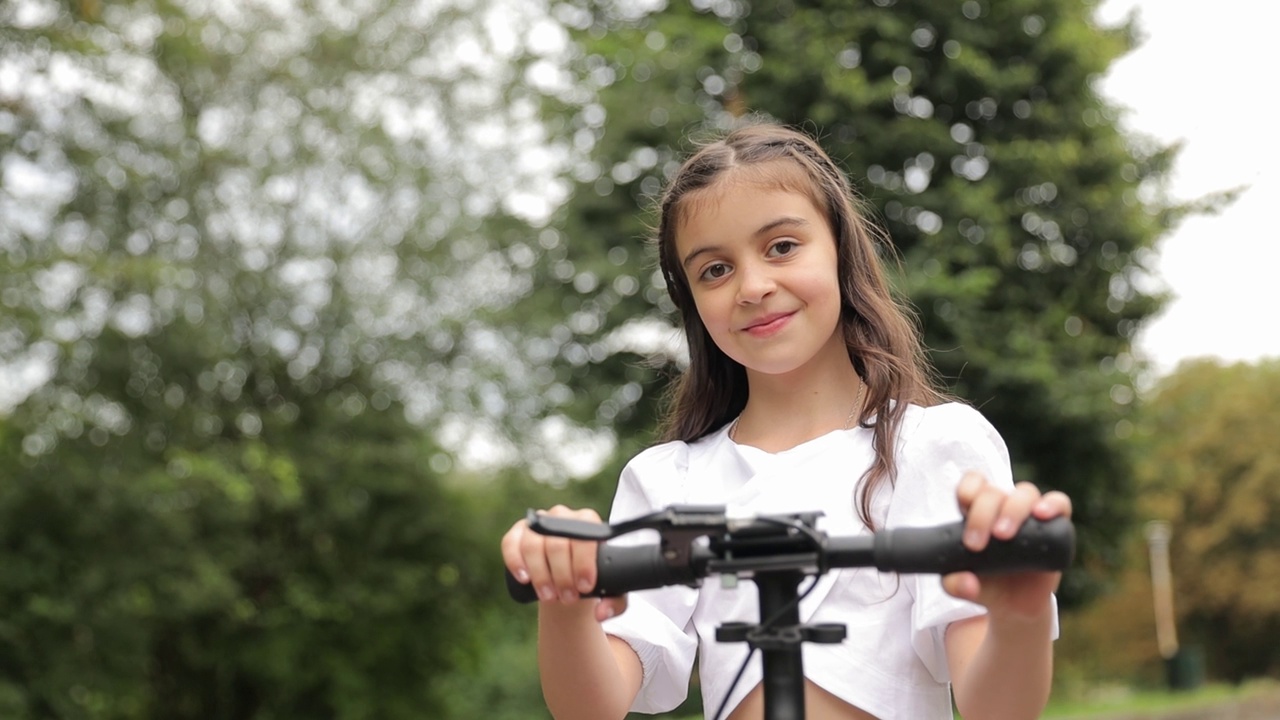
left=874, top=516, right=1074, bottom=575
left=506, top=544, right=700, bottom=604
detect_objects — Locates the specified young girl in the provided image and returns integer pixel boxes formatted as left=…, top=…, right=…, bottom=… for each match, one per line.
left=501, top=124, right=1071, bottom=720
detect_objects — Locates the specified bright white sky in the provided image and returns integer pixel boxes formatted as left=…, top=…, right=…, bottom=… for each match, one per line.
left=1097, top=0, right=1278, bottom=377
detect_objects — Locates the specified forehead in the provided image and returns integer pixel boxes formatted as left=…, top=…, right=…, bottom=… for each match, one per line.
left=675, top=163, right=828, bottom=244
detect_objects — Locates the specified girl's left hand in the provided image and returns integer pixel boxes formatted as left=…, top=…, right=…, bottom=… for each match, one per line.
left=942, top=472, right=1073, bottom=621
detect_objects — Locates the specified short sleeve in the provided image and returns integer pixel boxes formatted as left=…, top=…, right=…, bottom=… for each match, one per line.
left=599, top=442, right=700, bottom=714
left=887, top=404, right=1058, bottom=683
left=886, top=403, right=1014, bottom=530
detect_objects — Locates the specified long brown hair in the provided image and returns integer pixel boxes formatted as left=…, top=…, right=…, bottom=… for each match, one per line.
left=654, top=123, right=947, bottom=529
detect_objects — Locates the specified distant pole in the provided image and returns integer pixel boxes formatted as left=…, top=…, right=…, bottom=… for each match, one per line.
left=1144, top=521, right=1179, bottom=660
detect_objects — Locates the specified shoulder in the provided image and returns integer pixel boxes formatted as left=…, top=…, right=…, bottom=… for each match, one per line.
left=622, top=438, right=692, bottom=483
left=613, top=429, right=728, bottom=521
left=611, top=436, right=696, bottom=521
left=623, top=426, right=730, bottom=478
left=885, top=403, right=1012, bottom=528
left=896, top=401, right=1007, bottom=459
left=888, top=402, right=1014, bottom=519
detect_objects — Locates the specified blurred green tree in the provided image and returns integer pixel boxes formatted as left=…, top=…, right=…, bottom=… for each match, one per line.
left=510, top=0, right=1228, bottom=603
left=0, top=0, right=579, bottom=716
left=1132, top=358, right=1280, bottom=681
left=0, top=360, right=489, bottom=718
left=0, top=0, right=580, bottom=448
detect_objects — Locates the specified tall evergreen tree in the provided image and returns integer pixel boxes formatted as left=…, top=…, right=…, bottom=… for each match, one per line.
left=518, top=0, right=1210, bottom=602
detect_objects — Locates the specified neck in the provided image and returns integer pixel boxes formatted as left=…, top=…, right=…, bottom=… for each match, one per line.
left=734, top=351, right=863, bottom=452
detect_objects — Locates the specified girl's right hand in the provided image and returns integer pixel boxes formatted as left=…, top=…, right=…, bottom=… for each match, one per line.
left=500, top=505, right=628, bottom=622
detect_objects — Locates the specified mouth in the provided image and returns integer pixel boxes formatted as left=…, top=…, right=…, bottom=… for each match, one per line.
left=742, top=311, right=796, bottom=337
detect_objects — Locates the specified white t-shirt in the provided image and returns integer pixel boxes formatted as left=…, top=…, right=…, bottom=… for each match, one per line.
left=600, top=402, right=1058, bottom=719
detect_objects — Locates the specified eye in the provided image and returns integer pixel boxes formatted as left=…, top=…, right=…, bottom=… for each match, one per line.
left=700, top=262, right=730, bottom=281
left=767, top=239, right=798, bottom=257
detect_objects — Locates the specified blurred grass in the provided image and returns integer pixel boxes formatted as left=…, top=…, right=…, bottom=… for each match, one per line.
left=1043, top=679, right=1280, bottom=719
left=647, top=679, right=1280, bottom=720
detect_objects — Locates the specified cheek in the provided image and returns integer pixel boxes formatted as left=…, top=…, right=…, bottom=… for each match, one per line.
left=690, top=290, right=728, bottom=327
left=690, top=304, right=734, bottom=355
left=696, top=308, right=732, bottom=344
left=798, top=266, right=842, bottom=305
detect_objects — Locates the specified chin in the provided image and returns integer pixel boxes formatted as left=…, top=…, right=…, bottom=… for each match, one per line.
left=739, top=358, right=812, bottom=377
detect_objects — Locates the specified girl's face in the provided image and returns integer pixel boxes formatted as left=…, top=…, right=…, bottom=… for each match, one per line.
left=674, top=173, right=846, bottom=382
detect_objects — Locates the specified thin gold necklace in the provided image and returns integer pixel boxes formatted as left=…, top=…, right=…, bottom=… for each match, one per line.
left=729, top=378, right=865, bottom=442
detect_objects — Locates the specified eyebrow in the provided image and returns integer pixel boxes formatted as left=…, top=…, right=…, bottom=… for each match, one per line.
left=680, top=216, right=810, bottom=270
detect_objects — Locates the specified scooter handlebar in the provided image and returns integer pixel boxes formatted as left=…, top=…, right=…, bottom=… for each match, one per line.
left=506, top=515, right=1074, bottom=603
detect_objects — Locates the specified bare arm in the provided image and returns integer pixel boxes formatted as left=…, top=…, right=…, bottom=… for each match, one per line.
left=943, top=473, right=1071, bottom=720
left=537, top=602, right=643, bottom=720
left=946, top=604, right=1055, bottom=720
left=502, top=506, right=643, bottom=720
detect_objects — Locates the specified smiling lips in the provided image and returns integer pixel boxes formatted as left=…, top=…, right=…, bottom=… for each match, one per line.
left=742, top=311, right=796, bottom=337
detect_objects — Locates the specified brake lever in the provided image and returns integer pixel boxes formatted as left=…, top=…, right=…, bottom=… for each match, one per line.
left=526, top=504, right=733, bottom=541
left=526, top=511, right=614, bottom=540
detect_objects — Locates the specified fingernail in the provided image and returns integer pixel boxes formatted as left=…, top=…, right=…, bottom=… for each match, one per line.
left=964, top=529, right=983, bottom=549
left=600, top=605, right=615, bottom=620
left=994, top=518, right=1015, bottom=537
left=538, top=585, right=555, bottom=601
left=515, top=568, right=529, bottom=583
left=578, top=578, right=593, bottom=594
left=560, top=589, right=577, bottom=603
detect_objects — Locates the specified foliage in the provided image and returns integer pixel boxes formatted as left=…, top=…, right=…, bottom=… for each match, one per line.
left=0, top=0, right=1234, bottom=716
left=0, top=0, right=574, bottom=716
left=513, top=0, right=1206, bottom=603
left=1051, top=534, right=1166, bottom=689
left=1131, top=359, right=1280, bottom=681
left=0, top=0, right=576, bottom=450
left=0, top=354, right=490, bottom=718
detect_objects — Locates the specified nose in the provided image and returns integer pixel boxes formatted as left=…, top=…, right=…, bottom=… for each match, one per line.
left=735, top=259, right=776, bottom=305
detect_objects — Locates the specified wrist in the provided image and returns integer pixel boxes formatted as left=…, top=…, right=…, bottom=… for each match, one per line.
left=985, top=597, right=1055, bottom=639
left=539, top=598, right=604, bottom=625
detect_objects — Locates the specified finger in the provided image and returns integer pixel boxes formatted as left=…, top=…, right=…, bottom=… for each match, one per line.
left=544, top=534, right=579, bottom=603
left=500, top=521, right=531, bottom=584
left=962, top=483, right=1006, bottom=552
left=570, top=540, right=598, bottom=594
left=519, top=525, right=557, bottom=602
left=571, top=508, right=604, bottom=593
left=942, top=571, right=981, bottom=602
left=542, top=505, right=585, bottom=602
left=1032, top=490, right=1073, bottom=519
left=596, top=595, right=629, bottom=622
left=954, top=471, right=988, bottom=515
left=992, top=481, right=1041, bottom=540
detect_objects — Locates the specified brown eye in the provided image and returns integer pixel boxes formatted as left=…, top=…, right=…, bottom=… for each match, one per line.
left=701, top=263, right=730, bottom=280
left=768, top=240, right=797, bottom=257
